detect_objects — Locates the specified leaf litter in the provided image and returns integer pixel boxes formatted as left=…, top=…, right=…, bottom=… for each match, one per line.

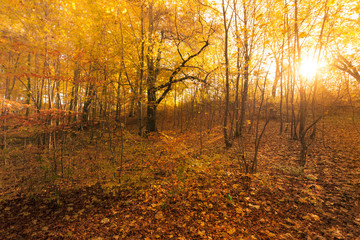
left=0, top=119, right=360, bottom=239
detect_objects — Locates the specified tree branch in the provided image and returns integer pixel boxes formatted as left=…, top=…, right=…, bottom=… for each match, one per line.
left=154, top=40, right=210, bottom=105
left=156, top=71, right=212, bottom=105
left=334, top=53, right=360, bottom=83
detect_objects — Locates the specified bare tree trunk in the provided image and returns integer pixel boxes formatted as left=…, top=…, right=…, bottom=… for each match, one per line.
left=311, top=0, right=328, bottom=139
left=222, top=0, right=232, bottom=148
left=69, top=65, right=80, bottom=123
left=173, top=85, right=177, bottom=128
left=115, top=72, right=122, bottom=123
left=180, top=98, right=183, bottom=133
left=26, top=53, right=31, bottom=116
left=138, top=6, right=145, bottom=136
left=238, top=0, right=250, bottom=137
left=146, top=2, right=158, bottom=133
left=285, top=6, right=290, bottom=130
left=295, top=0, right=306, bottom=167
left=279, top=28, right=285, bottom=133
left=248, top=76, right=259, bottom=133
left=83, top=81, right=94, bottom=124
left=232, top=0, right=241, bottom=139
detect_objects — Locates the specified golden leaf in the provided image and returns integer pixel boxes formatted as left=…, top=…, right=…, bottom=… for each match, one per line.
left=155, top=211, right=164, bottom=220
left=236, top=207, right=243, bottom=214
left=227, top=228, right=236, bottom=235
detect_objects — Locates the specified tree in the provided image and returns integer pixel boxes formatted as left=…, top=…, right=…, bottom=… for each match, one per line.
left=334, top=53, right=360, bottom=83
left=222, top=0, right=233, bottom=147
left=143, top=0, right=215, bottom=132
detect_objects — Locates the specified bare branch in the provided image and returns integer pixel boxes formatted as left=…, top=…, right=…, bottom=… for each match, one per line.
left=333, top=53, right=360, bottom=83
left=154, top=40, right=210, bottom=105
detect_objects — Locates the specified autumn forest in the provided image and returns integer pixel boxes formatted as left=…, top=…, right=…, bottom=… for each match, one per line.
left=1, top=0, right=360, bottom=239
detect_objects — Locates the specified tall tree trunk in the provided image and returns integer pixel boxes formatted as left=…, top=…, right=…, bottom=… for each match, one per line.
left=26, top=53, right=31, bottom=116
left=146, top=89, right=157, bottom=132
left=311, top=0, right=328, bottom=139
left=222, top=0, right=232, bottom=147
left=138, top=4, right=145, bottom=136
left=146, top=2, right=157, bottom=133
left=232, top=0, right=241, bottom=138
left=115, top=72, right=122, bottom=123
left=69, top=65, right=80, bottom=123
left=238, top=0, right=250, bottom=137
left=83, top=83, right=94, bottom=124
left=102, top=69, right=108, bottom=120
left=295, top=0, right=306, bottom=167
left=285, top=3, right=290, bottom=129
left=279, top=24, right=285, bottom=133
left=55, top=57, right=62, bottom=126
left=83, top=65, right=95, bottom=124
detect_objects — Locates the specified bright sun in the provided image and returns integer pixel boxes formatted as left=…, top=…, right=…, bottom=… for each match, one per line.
left=300, top=56, right=321, bottom=78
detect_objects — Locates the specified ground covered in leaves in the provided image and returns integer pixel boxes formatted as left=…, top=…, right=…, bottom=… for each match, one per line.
left=1, top=117, right=360, bottom=239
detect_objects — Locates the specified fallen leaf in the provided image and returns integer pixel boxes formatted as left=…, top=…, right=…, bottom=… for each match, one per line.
left=91, top=237, right=103, bottom=240
left=285, top=218, right=296, bottom=225
left=227, top=227, right=236, bottom=235
left=22, top=212, right=31, bottom=216
left=265, top=230, right=276, bottom=238
left=248, top=203, right=260, bottom=210
left=303, top=213, right=320, bottom=221
left=236, top=207, right=243, bottom=214
left=41, top=226, right=49, bottom=231
left=309, top=214, right=320, bottom=221
left=101, top=218, right=110, bottom=224
left=155, top=211, right=164, bottom=220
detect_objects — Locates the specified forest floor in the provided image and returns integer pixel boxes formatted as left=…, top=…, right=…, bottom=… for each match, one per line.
left=1, top=115, right=360, bottom=239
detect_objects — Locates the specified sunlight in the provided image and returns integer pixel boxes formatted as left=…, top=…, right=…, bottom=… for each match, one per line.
left=300, top=56, right=320, bottom=79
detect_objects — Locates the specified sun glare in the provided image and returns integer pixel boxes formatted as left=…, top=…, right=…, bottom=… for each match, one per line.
left=300, top=56, right=321, bottom=79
